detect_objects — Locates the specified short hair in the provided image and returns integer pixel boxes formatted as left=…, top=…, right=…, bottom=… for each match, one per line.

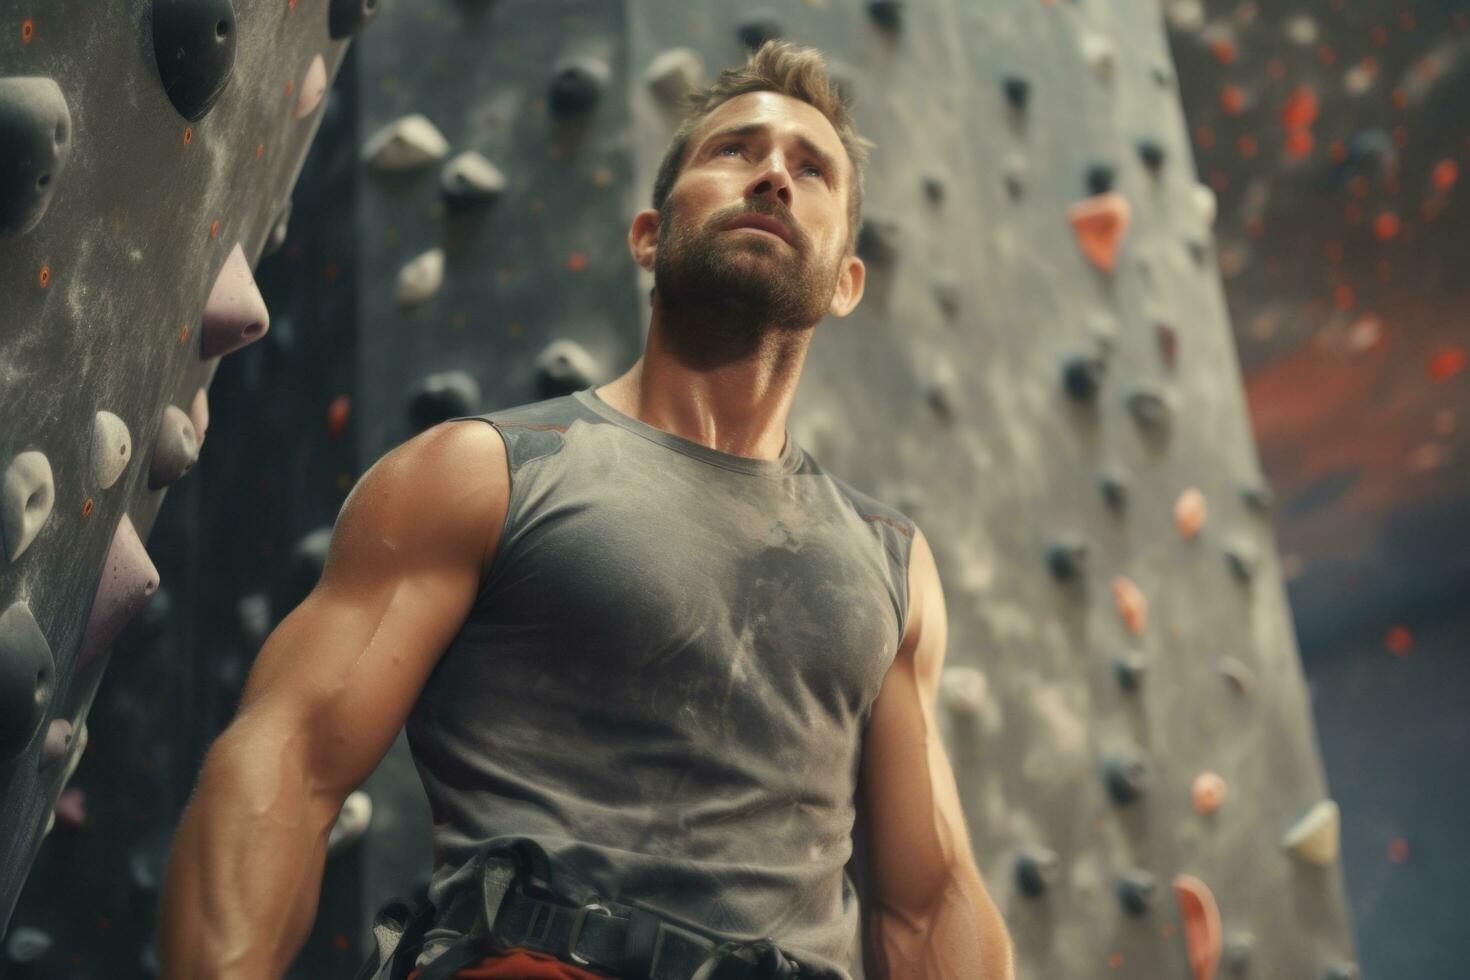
left=650, top=40, right=875, bottom=257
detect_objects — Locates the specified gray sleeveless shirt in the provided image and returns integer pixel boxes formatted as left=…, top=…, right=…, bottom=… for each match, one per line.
left=404, top=386, right=915, bottom=977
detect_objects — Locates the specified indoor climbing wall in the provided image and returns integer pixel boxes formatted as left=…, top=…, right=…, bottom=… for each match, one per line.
left=0, top=0, right=374, bottom=972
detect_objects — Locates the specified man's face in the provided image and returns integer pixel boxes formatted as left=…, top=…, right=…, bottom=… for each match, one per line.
left=650, top=91, right=855, bottom=332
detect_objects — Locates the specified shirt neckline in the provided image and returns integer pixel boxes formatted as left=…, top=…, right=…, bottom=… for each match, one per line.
left=573, top=386, right=802, bottom=478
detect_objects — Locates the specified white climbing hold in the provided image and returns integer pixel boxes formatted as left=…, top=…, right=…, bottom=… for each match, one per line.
left=941, top=666, right=988, bottom=715
left=296, top=54, right=328, bottom=119
left=189, top=387, right=210, bottom=448
left=363, top=113, right=450, bottom=172
left=91, top=412, right=133, bottom=490
left=2, top=451, right=55, bottom=562
left=645, top=47, right=705, bottom=104
left=327, top=789, right=373, bottom=857
left=1284, top=14, right=1318, bottom=46
left=1081, top=33, right=1116, bottom=83
left=1282, top=799, right=1341, bottom=865
left=201, top=242, right=271, bottom=359
left=440, top=151, right=507, bottom=204
left=1166, top=0, right=1205, bottom=31
left=395, top=247, right=445, bottom=307
left=1192, top=183, right=1218, bottom=228
left=147, top=405, right=200, bottom=490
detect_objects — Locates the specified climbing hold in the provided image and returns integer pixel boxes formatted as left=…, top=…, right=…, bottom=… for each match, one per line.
left=1222, top=931, right=1255, bottom=975
left=921, top=174, right=944, bottom=205
left=1137, top=139, right=1166, bottom=175
left=1113, top=652, right=1147, bottom=692
left=237, top=592, right=271, bottom=650
left=1240, top=482, right=1274, bottom=514
left=1282, top=799, right=1340, bottom=865
left=737, top=14, right=783, bottom=51
left=295, top=54, right=327, bottom=119
left=1224, top=542, right=1256, bottom=584
left=932, top=278, right=961, bottom=319
left=362, top=113, right=449, bottom=172
left=1192, top=183, right=1218, bottom=227
left=440, top=151, right=507, bottom=211
left=940, top=666, right=987, bottom=715
left=201, top=241, right=271, bottom=358
left=189, top=387, right=210, bottom=448
left=1014, top=846, right=1060, bottom=898
left=1156, top=322, right=1178, bottom=369
left=857, top=216, right=899, bottom=266
left=328, top=0, right=379, bottom=38
left=281, top=527, right=333, bottom=613
left=645, top=48, right=704, bottom=105
left=1062, top=354, right=1106, bottom=402
left=1046, top=539, right=1088, bottom=581
left=39, top=718, right=73, bottom=769
left=1002, top=154, right=1027, bottom=199
left=1086, top=165, right=1115, bottom=196
left=1174, top=487, right=1207, bottom=538
left=54, top=786, right=86, bottom=828
left=1099, top=470, right=1129, bottom=510
left=1112, top=575, right=1148, bottom=634
left=1080, top=33, right=1116, bottom=82
left=4, top=926, right=52, bottom=964
left=151, top=0, right=238, bottom=121
left=1000, top=75, right=1030, bottom=112
left=1115, top=868, right=1157, bottom=916
left=1323, top=962, right=1360, bottom=980
left=548, top=56, right=611, bottom=117
left=264, top=199, right=292, bottom=256
left=1187, top=239, right=1209, bottom=266
left=925, top=364, right=958, bottom=421
left=2, top=450, right=55, bottom=562
left=148, top=405, right=200, bottom=490
left=1172, top=874, right=1223, bottom=980
left=327, top=789, right=374, bottom=857
left=1069, top=192, right=1131, bottom=273
left=1216, top=657, right=1256, bottom=695
left=76, top=514, right=161, bottom=672
left=395, top=247, right=445, bottom=307
left=0, top=77, right=73, bottom=238
left=867, top=0, right=903, bottom=31
left=91, top=411, right=133, bottom=490
left=1102, top=747, right=1148, bottom=805
left=408, top=370, right=481, bottom=430
left=0, top=601, right=55, bottom=763
left=1126, top=388, right=1172, bottom=435
left=536, top=338, right=602, bottom=398
left=1192, top=771, right=1226, bottom=815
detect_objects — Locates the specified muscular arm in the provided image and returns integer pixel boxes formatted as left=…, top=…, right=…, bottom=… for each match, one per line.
left=857, top=526, right=1015, bottom=980
left=157, top=419, right=509, bottom=980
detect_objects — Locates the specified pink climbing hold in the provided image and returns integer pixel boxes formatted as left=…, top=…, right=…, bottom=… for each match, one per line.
left=200, top=242, right=271, bottom=360
left=1173, top=873, right=1223, bottom=980
left=76, top=514, right=159, bottom=672
left=296, top=54, right=328, bottom=119
left=54, top=786, right=86, bottom=829
left=1068, top=191, right=1132, bottom=273
left=189, top=387, right=210, bottom=449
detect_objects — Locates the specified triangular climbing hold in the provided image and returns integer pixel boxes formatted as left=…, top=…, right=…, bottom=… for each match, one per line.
left=201, top=242, right=271, bottom=359
left=1172, top=873, right=1222, bottom=980
left=1282, top=799, right=1340, bottom=865
left=1069, top=191, right=1132, bottom=273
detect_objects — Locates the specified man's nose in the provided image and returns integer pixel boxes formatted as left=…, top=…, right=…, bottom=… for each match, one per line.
left=748, top=159, right=793, bottom=207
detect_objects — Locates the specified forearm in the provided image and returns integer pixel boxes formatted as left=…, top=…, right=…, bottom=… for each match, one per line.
left=864, top=862, right=1015, bottom=980
left=158, top=724, right=339, bottom=980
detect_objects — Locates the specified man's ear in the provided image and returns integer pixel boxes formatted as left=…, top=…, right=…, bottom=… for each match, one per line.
left=828, top=253, right=867, bottom=318
left=629, top=208, right=660, bottom=273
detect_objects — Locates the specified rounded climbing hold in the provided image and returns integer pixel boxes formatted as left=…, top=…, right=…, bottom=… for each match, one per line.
left=3, top=450, right=56, bottom=562
left=737, top=14, right=783, bottom=51
left=1115, top=868, right=1157, bottom=916
left=1014, top=846, right=1060, bottom=898
left=1137, top=139, right=1166, bottom=174
left=0, top=77, right=74, bottom=238
left=1113, top=652, right=1147, bottom=692
left=263, top=199, right=292, bottom=256
left=4, top=926, right=52, bottom=965
left=1172, top=874, right=1223, bottom=980
left=1323, top=962, right=1360, bottom=980
left=1102, top=747, right=1149, bottom=805
left=921, top=174, right=944, bottom=205
left=1046, top=539, right=1088, bottom=581
left=1002, top=154, right=1027, bottom=199
left=0, top=601, right=56, bottom=763
left=1175, top=487, right=1207, bottom=538
left=1240, top=481, right=1274, bottom=514
left=1062, top=354, right=1106, bottom=402
left=1099, top=470, right=1129, bottom=510
left=328, top=0, right=379, bottom=38
left=395, top=247, right=445, bottom=307
left=362, top=113, right=449, bottom=173
left=1126, top=387, right=1172, bottom=435
left=867, top=0, right=904, bottom=32
left=408, top=370, right=480, bottom=430
left=148, top=405, right=200, bottom=490
left=1081, top=33, right=1116, bottom=82
left=1192, top=771, right=1226, bottom=815
left=76, top=514, right=160, bottom=672
left=1111, top=575, right=1148, bottom=634
left=201, top=241, right=271, bottom=359
left=1000, top=75, right=1030, bottom=111
left=189, top=387, right=210, bottom=448
left=440, top=151, right=507, bottom=211
left=1216, top=656, right=1256, bottom=695
left=151, top=0, right=238, bottom=121
left=1192, top=183, right=1218, bottom=227
left=39, top=717, right=73, bottom=769
left=856, top=216, right=899, bottom=266
left=1222, top=931, right=1255, bottom=975
left=536, top=339, right=602, bottom=398
left=645, top=48, right=704, bottom=105
left=295, top=54, right=328, bottom=119
left=1224, top=542, right=1257, bottom=583
left=940, top=666, right=987, bottom=715
left=1282, top=799, right=1340, bottom=865
left=54, top=786, right=86, bottom=829
left=1086, top=164, right=1115, bottom=196
left=91, top=411, right=133, bottom=490
left=1069, top=192, right=1132, bottom=273
left=548, top=56, right=611, bottom=117
left=327, top=789, right=374, bottom=857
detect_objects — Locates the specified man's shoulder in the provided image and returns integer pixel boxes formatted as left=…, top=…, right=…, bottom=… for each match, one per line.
left=817, top=465, right=916, bottom=543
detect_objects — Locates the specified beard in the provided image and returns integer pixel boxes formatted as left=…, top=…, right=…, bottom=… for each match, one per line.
left=651, top=198, right=841, bottom=365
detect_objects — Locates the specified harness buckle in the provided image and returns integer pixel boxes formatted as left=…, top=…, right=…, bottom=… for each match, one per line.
left=567, top=901, right=613, bottom=965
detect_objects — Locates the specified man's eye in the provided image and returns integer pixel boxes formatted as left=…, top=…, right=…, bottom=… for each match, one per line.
left=803, top=165, right=824, bottom=178
left=719, top=144, right=742, bottom=156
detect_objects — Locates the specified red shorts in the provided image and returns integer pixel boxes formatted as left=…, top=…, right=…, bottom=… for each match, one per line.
left=406, top=946, right=609, bottom=979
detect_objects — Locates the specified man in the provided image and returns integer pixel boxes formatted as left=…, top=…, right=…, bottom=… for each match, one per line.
left=158, top=40, right=1014, bottom=980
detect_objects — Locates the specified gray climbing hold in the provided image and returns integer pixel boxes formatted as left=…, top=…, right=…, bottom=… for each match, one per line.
left=1282, top=799, right=1340, bottom=865
left=5, top=926, right=52, bottom=964
left=536, top=339, right=602, bottom=398
left=1187, top=239, right=1210, bottom=266
left=644, top=48, right=704, bottom=105
left=1116, top=868, right=1158, bottom=916
left=1323, top=963, right=1360, bottom=980
left=1113, top=652, right=1147, bottom=692
left=1222, top=931, right=1254, bottom=975
left=148, top=405, right=200, bottom=490
left=1001, top=75, right=1030, bottom=111
left=0, top=601, right=55, bottom=763
left=408, top=370, right=481, bottom=430
left=1126, top=388, right=1172, bottom=435
left=1102, top=747, right=1148, bottom=805
left=1224, top=542, right=1257, bottom=584
left=440, top=151, right=507, bottom=211
left=91, top=411, right=133, bottom=490
left=189, top=387, right=210, bottom=448
left=201, top=241, right=271, bottom=358
left=1217, top=656, right=1256, bottom=695
left=263, top=198, right=292, bottom=256
left=0, top=77, right=73, bottom=238
left=867, top=0, right=904, bottom=31
left=3, top=450, right=55, bottom=562
left=548, top=57, right=611, bottom=117
left=939, top=666, right=987, bottom=715
left=76, top=514, right=160, bottom=671
left=1014, top=846, right=1060, bottom=898
left=921, top=174, right=944, bottom=205
left=295, top=54, right=327, bottom=119
left=362, top=113, right=449, bottom=172
left=1046, top=539, right=1088, bottom=581
left=329, top=0, right=379, bottom=38
left=1137, top=139, right=1166, bottom=175
left=327, top=789, right=373, bottom=857
left=1241, top=482, right=1274, bottom=514
left=737, top=14, right=783, bottom=50
left=39, top=718, right=73, bottom=769
left=1099, top=470, right=1129, bottom=510
left=1063, top=354, right=1107, bottom=402
left=152, top=0, right=237, bottom=121
left=395, top=247, right=445, bottom=307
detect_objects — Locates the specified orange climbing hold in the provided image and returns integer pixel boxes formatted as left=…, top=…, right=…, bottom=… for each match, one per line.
left=1430, top=346, right=1467, bottom=382
left=1112, top=575, right=1147, bottom=635
left=1432, top=159, right=1459, bottom=192
left=1373, top=211, right=1401, bottom=240
left=1172, top=874, right=1222, bottom=980
left=1175, top=488, right=1207, bottom=538
left=1385, top=624, right=1414, bottom=657
left=1280, top=86, right=1320, bottom=130
left=1068, top=192, right=1131, bottom=273
left=1191, top=771, right=1226, bottom=815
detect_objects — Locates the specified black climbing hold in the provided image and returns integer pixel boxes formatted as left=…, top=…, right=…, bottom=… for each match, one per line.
left=328, top=0, right=379, bottom=39
left=1126, top=388, right=1171, bottom=435
left=1137, top=139, right=1166, bottom=175
left=867, top=0, right=904, bottom=31
left=1047, top=540, right=1088, bottom=581
left=152, top=0, right=238, bottom=122
left=548, top=57, right=610, bottom=117
left=1086, top=164, right=1115, bottom=196
left=0, top=601, right=55, bottom=763
left=408, top=370, right=481, bottom=430
left=737, top=15, right=784, bottom=51
left=1099, top=470, right=1129, bottom=510
left=1224, top=544, right=1256, bottom=584
left=1115, top=868, right=1157, bottom=916
left=537, top=340, right=601, bottom=399
left=1001, top=75, right=1030, bottom=111
left=1151, top=65, right=1173, bottom=88
left=1241, top=482, right=1274, bottom=514
left=1063, top=355, right=1106, bottom=402
left=921, top=174, right=944, bottom=205
left=1156, top=322, right=1178, bottom=369
left=857, top=216, right=899, bottom=265
left=1014, top=846, right=1060, bottom=898
left=1102, top=748, right=1148, bottom=805
left=0, top=77, right=73, bottom=238
left=1113, top=653, right=1147, bottom=692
